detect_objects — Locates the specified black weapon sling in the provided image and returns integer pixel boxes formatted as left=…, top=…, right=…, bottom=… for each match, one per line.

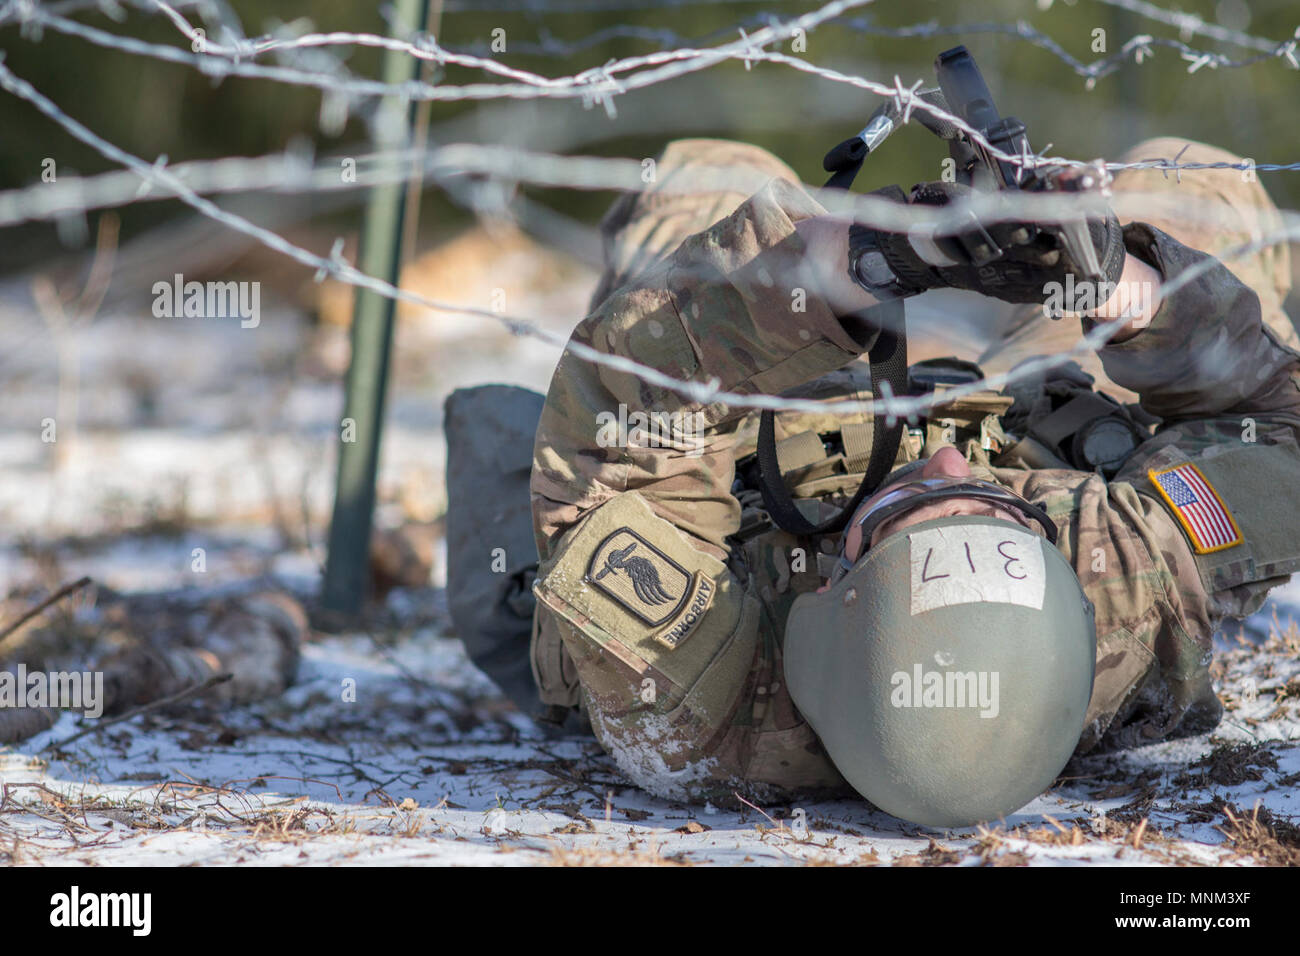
left=753, top=137, right=909, bottom=538
left=755, top=315, right=907, bottom=537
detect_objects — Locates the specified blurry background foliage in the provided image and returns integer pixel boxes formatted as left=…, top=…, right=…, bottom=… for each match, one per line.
left=1, top=0, right=1297, bottom=278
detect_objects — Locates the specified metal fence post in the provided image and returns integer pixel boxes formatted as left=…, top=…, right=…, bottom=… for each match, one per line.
left=321, top=0, right=431, bottom=613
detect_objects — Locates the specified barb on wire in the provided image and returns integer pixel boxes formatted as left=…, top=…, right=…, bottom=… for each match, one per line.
left=746, top=48, right=1300, bottom=177
left=24, top=0, right=873, bottom=104
left=144, top=0, right=604, bottom=90
left=837, top=14, right=1299, bottom=83
left=1090, top=0, right=1283, bottom=53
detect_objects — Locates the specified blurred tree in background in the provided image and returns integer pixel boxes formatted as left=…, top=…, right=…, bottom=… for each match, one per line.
left=1, top=0, right=1296, bottom=277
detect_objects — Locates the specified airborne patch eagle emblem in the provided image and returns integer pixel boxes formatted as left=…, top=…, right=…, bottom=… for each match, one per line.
left=585, top=528, right=715, bottom=649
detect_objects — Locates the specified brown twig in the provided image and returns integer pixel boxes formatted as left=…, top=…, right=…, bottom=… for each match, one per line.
left=220, top=775, right=346, bottom=802
left=1131, top=816, right=1149, bottom=849
left=40, top=672, right=233, bottom=753
left=733, top=791, right=780, bottom=827
left=0, top=575, right=92, bottom=643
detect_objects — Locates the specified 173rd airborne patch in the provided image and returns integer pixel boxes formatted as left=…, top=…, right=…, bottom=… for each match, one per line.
left=585, top=528, right=715, bottom=650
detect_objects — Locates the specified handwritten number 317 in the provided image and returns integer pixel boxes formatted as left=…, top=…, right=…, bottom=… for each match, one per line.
left=920, top=540, right=1027, bottom=582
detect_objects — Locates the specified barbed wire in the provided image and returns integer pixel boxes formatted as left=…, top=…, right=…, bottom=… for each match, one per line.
left=5, top=0, right=1293, bottom=64
left=5, top=131, right=1298, bottom=237
left=3, top=53, right=1297, bottom=428
left=833, top=16, right=1300, bottom=84
left=0, top=0, right=146, bottom=25
left=15, top=0, right=865, bottom=120
left=17, top=0, right=1300, bottom=183
left=454, top=15, right=1300, bottom=86
left=4, top=0, right=1299, bottom=238
left=6, top=1, right=1297, bottom=196
left=8, top=0, right=1300, bottom=202
left=409, top=0, right=1295, bottom=45
left=14, top=0, right=1300, bottom=127
left=405, top=9, right=1300, bottom=84
left=135, top=0, right=1300, bottom=91
left=21, top=8, right=438, bottom=101
left=1090, top=0, right=1284, bottom=53
left=143, top=0, right=1300, bottom=84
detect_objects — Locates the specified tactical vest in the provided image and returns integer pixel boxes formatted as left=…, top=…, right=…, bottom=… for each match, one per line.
left=728, top=357, right=1153, bottom=574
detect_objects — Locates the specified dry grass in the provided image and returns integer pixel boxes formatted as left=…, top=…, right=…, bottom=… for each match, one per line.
left=893, top=838, right=967, bottom=867
left=1215, top=803, right=1300, bottom=866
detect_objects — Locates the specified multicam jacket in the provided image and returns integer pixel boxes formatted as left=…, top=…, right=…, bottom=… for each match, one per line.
left=528, top=138, right=1300, bottom=804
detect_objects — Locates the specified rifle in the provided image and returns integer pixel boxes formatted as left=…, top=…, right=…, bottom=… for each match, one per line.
left=758, top=46, right=1109, bottom=538
left=934, top=45, right=1109, bottom=281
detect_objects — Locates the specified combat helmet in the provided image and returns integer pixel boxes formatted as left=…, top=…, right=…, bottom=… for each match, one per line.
left=784, top=478, right=1095, bottom=828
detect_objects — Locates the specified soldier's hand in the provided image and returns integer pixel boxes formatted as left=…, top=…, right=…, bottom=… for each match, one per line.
left=854, top=181, right=1125, bottom=307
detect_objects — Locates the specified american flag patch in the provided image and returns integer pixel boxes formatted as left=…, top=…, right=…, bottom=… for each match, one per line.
left=1148, top=464, right=1242, bottom=554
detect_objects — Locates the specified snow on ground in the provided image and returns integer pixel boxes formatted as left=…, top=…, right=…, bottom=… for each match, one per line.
left=1, top=243, right=1298, bottom=866
left=2, top=549, right=1297, bottom=867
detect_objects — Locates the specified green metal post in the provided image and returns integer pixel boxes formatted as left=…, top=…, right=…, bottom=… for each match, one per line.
left=321, top=0, right=430, bottom=613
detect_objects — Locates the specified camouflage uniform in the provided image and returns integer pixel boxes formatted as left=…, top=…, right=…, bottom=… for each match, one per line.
left=528, top=137, right=1300, bottom=804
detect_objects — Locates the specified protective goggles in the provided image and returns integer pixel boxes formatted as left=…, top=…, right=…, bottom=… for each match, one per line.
left=829, top=476, right=1058, bottom=586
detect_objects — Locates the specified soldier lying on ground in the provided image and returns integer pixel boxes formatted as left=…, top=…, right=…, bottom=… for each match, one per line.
left=444, top=136, right=1300, bottom=826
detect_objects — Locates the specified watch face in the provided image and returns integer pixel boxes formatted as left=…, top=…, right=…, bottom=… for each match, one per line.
left=855, top=250, right=896, bottom=287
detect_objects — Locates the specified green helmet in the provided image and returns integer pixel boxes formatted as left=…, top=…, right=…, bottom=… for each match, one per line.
left=785, top=513, right=1095, bottom=828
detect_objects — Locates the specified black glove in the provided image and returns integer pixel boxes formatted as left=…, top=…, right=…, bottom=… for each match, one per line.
left=849, top=181, right=1125, bottom=308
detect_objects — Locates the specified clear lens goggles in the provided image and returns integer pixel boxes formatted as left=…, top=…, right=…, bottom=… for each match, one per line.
left=829, top=476, right=1058, bottom=586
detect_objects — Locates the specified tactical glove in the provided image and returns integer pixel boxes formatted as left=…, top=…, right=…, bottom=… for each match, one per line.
left=848, top=181, right=1125, bottom=309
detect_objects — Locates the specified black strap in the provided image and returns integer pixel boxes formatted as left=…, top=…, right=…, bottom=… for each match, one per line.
left=750, top=128, right=910, bottom=537
left=822, top=136, right=869, bottom=190
left=755, top=312, right=908, bottom=536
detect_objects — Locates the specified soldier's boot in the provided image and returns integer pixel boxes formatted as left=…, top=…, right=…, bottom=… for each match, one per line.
left=443, top=384, right=549, bottom=720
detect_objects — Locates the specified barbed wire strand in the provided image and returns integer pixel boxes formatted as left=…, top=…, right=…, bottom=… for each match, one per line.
left=1089, top=0, right=1290, bottom=54
left=5, top=135, right=1299, bottom=235
left=139, top=0, right=1300, bottom=87
left=9, top=0, right=1287, bottom=53
left=20, top=0, right=1300, bottom=129
left=19, top=0, right=868, bottom=105
left=144, top=0, right=1300, bottom=86
left=18, top=0, right=1300, bottom=188
left=453, top=15, right=1300, bottom=85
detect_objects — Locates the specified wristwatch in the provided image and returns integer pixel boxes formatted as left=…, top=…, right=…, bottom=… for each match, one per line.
left=846, top=224, right=914, bottom=300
